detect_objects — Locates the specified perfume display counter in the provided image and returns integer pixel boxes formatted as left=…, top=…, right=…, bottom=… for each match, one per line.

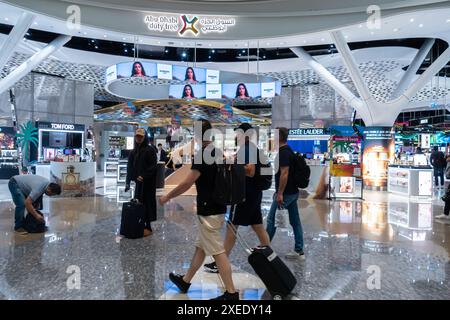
left=36, top=162, right=96, bottom=197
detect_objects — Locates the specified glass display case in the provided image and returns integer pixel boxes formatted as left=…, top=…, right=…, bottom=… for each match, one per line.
left=104, top=161, right=118, bottom=177
left=388, top=165, right=433, bottom=197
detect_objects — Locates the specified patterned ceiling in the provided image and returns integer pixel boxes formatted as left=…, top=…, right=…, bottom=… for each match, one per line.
left=2, top=51, right=450, bottom=108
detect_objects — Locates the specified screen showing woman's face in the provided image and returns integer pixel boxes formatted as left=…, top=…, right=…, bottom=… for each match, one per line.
left=184, top=86, right=192, bottom=97
left=239, top=85, right=246, bottom=97
left=187, top=69, right=194, bottom=80
left=134, top=64, right=142, bottom=75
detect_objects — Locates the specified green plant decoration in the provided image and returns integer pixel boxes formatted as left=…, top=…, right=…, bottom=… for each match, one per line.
left=15, top=121, right=38, bottom=166
left=332, top=140, right=352, bottom=154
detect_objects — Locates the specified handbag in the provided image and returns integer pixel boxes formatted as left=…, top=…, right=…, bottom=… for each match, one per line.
left=275, top=206, right=290, bottom=229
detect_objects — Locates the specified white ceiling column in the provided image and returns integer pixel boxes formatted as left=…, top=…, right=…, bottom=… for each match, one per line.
left=390, top=38, right=435, bottom=100
left=289, top=46, right=372, bottom=125
left=0, top=35, right=72, bottom=95
left=330, top=30, right=450, bottom=126
left=0, top=11, right=35, bottom=70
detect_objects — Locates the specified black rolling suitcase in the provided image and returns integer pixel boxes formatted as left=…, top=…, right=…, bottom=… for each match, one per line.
left=120, top=183, right=145, bottom=239
left=248, top=246, right=297, bottom=298
left=229, top=218, right=297, bottom=299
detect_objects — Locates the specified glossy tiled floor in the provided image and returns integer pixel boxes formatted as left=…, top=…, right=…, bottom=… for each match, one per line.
left=0, top=177, right=449, bottom=300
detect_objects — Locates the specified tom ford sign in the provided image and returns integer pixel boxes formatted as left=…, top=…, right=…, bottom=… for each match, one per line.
left=36, top=121, right=85, bottom=131
left=144, top=14, right=236, bottom=36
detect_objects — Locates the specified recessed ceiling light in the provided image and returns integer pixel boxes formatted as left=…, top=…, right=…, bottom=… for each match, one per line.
left=419, top=24, right=424, bottom=28
left=95, top=45, right=98, bottom=49
left=410, top=18, right=415, bottom=22
left=303, top=40, right=307, bottom=43
left=208, top=43, right=212, bottom=47
left=321, top=38, right=325, bottom=41
left=122, top=37, right=126, bottom=40
left=393, top=28, right=399, bottom=32
left=370, top=31, right=374, bottom=35
left=4, top=18, right=9, bottom=21
left=212, top=49, right=215, bottom=53
left=344, top=35, right=349, bottom=39
left=103, top=35, right=107, bottom=38
left=358, top=24, right=362, bottom=28
left=83, top=32, right=87, bottom=35
left=34, top=22, right=38, bottom=25
left=447, top=19, right=450, bottom=23
left=266, top=42, right=270, bottom=46
left=157, top=41, right=160, bottom=44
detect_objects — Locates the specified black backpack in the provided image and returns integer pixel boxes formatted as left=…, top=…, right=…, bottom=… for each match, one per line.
left=289, top=149, right=310, bottom=189
left=23, top=210, right=47, bottom=233
left=254, top=152, right=273, bottom=191
left=212, top=163, right=246, bottom=205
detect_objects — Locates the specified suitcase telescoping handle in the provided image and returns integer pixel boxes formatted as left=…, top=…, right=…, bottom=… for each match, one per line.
left=227, top=205, right=253, bottom=255
left=133, top=180, right=145, bottom=203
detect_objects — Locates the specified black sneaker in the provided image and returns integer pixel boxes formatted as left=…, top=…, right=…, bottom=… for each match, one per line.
left=169, top=272, right=191, bottom=293
left=204, top=261, right=219, bottom=273
left=211, top=291, right=239, bottom=300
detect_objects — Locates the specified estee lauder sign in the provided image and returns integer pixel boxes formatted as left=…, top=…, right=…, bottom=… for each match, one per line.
left=144, top=14, right=236, bottom=36
left=289, top=128, right=328, bottom=136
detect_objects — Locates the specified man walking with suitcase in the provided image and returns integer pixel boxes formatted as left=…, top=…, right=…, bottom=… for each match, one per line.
left=266, top=127, right=305, bottom=260
left=159, top=119, right=239, bottom=300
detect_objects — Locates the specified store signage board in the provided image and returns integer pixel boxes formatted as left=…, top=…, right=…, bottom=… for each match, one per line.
left=329, top=135, right=362, bottom=178
left=106, top=65, right=117, bottom=82
left=37, top=122, right=84, bottom=132
left=157, top=63, right=173, bottom=80
left=261, top=82, right=276, bottom=98
left=289, top=128, right=329, bottom=136
left=206, top=69, right=220, bottom=84
left=206, top=84, right=222, bottom=99
left=421, top=134, right=431, bottom=148
left=144, top=14, right=236, bottom=36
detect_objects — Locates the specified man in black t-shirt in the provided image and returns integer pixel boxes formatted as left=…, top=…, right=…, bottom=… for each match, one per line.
left=265, top=127, right=305, bottom=260
left=159, top=119, right=239, bottom=301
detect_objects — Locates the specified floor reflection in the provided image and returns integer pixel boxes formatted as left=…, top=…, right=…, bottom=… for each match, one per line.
left=0, top=179, right=449, bottom=299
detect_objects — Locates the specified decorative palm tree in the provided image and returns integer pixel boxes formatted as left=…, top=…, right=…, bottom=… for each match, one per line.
left=15, top=121, right=38, bottom=168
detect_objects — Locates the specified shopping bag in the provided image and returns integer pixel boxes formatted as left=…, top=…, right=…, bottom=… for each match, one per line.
left=275, top=206, right=290, bottom=229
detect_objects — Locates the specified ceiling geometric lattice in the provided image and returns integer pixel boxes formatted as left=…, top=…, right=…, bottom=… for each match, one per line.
left=2, top=51, right=450, bottom=107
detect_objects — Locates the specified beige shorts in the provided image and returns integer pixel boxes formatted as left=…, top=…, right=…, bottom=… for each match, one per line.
left=195, top=214, right=226, bottom=256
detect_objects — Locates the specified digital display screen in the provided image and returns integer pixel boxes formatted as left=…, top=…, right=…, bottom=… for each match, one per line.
left=116, top=61, right=157, bottom=79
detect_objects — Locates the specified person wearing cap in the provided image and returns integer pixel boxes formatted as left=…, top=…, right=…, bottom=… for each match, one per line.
left=203, top=123, right=270, bottom=273
left=125, top=128, right=157, bottom=236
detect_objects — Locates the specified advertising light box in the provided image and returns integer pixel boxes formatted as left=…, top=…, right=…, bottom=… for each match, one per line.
left=206, top=69, right=220, bottom=84
left=105, top=65, right=117, bottom=82
left=157, top=63, right=173, bottom=80
left=206, top=84, right=222, bottom=99
left=261, top=82, right=276, bottom=98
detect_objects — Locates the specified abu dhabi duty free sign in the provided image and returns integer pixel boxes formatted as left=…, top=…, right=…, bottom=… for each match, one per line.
left=144, top=14, right=236, bottom=36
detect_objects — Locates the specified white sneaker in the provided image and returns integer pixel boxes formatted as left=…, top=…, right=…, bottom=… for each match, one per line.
left=285, top=251, right=305, bottom=260
left=435, top=214, right=450, bottom=219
